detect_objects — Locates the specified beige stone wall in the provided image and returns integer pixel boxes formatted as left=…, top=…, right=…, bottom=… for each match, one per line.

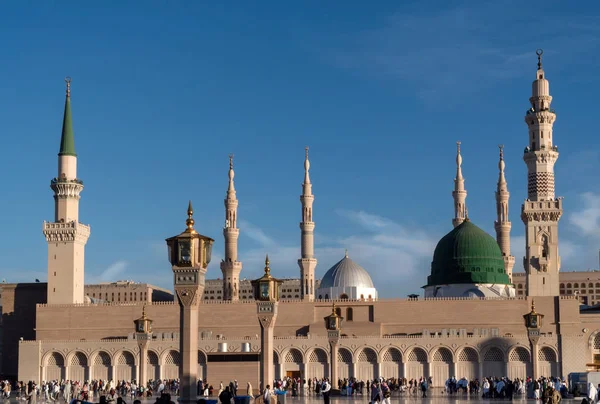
left=18, top=294, right=600, bottom=386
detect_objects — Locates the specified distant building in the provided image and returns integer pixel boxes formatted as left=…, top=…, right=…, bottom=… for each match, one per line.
left=203, top=278, right=321, bottom=301
left=84, top=281, right=173, bottom=303
left=513, top=271, right=600, bottom=305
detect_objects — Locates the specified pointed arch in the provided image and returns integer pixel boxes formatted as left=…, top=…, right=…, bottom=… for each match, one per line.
left=91, top=351, right=111, bottom=381
left=337, top=347, right=353, bottom=379
left=162, top=350, right=181, bottom=380
left=356, top=347, right=377, bottom=381
left=115, top=351, right=136, bottom=381
left=381, top=347, right=402, bottom=379
left=405, top=347, right=427, bottom=381
left=431, top=347, right=452, bottom=387
left=147, top=350, right=160, bottom=381
left=456, top=347, right=479, bottom=381
left=482, top=346, right=505, bottom=378
left=306, top=348, right=329, bottom=380
left=282, top=347, right=304, bottom=376
left=507, top=346, right=531, bottom=380
left=68, top=351, right=89, bottom=381
left=538, top=346, right=559, bottom=377
left=198, top=351, right=207, bottom=382
left=43, top=351, right=66, bottom=381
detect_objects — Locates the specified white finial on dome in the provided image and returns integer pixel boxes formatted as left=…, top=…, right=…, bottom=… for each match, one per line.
left=345, top=249, right=348, bottom=258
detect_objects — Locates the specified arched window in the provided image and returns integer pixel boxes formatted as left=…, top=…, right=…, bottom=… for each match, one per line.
left=574, top=283, right=579, bottom=288
left=340, top=293, right=349, bottom=299
left=346, top=308, right=353, bottom=321
left=541, top=235, right=549, bottom=258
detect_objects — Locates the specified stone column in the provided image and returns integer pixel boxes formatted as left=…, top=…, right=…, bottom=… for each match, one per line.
left=177, top=299, right=201, bottom=402
left=257, top=301, right=278, bottom=391
left=530, top=339, right=540, bottom=379
left=330, top=341, right=339, bottom=388
left=327, top=329, right=340, bottom=390
left=137, top=337, right=150, bottom=387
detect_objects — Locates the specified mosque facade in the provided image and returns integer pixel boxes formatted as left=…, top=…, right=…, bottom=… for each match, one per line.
left=4, top=51, right=600, bottom=389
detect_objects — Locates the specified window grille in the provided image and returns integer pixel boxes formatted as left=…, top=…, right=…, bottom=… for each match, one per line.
left=458, top=348, right=478, bottom=362
left=285, top=349, right=303, bottom=364
left=432, top=348, right=452, bottom=362
left=407, top=348, right=427, bottom=363
left=382, top=348, right=402, bottom=362
left=70, top=352, right=87, bottom=366
left=483, top=347, right=504, bottom=362
left=337, top=348, right=352, bottom=363
left=538, top=347, right=556, bottom=362
left=309, top=349, right=328, bottom=363
left=165, top=350, right=181, bottom=365
left=358, top=348, right=377, bottom=363
left=509, top=347, right=530, bottom=362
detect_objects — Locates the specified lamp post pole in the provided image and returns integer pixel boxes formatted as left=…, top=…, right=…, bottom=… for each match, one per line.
left=252, top=255, right=283, bottom=393
left=134, top=304, right=153, bottom=388
left=324, top=303, right=343, bottom=394
left=524, top=300, right=543, bottom=381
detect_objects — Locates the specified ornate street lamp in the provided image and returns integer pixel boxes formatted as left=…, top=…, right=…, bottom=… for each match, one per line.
left=134, top=304, right=153, bottom=386
left=324, top=303, right=343, bottom=392
left=524, top=300, right=544, bottom=379
left=166, top=201, right=214, bottom=403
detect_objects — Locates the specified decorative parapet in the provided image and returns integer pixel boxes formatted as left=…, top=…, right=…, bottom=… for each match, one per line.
left=36, top=295, right=527, bottom=309
left=42, top=221, right=90, bottom=243
left=50, top=178, right=84, bottom=199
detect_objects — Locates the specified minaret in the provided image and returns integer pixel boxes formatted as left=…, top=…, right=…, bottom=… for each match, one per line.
left=521, top=49, right=562, bottom=297
left=220, top=154, right=242, bottom=301
left=298, top=147, right=317, bottom=301
left=494, top=145, right=515, bottom=281
left=452, top=141, right=468, bottom=227
left=43, top=77, right=91, bottom=305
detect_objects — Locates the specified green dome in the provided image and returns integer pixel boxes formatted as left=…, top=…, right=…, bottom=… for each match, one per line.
left=426, top=220, right=510, bottom=287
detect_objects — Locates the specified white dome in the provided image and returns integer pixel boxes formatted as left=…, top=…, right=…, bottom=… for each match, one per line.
left=320, top=255, right=375, bottom=289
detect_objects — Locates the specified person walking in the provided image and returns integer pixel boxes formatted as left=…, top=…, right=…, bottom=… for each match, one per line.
left=321, top=379, right=331, bottom=404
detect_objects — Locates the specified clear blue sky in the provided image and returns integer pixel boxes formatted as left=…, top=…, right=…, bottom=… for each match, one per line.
left=1, top=1, right=599, bottom=297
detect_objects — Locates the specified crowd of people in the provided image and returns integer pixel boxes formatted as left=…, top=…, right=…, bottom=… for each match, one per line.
left=0, top=374, right=578, bottom=404
left=0, top=379, right=180, bottom=403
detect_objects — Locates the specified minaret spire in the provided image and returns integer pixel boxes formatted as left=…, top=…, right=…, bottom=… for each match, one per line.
left=452, top=141, right=467, bottom=228
left=220, top=154, right=242, bottom=301
left=522, top=49, right=562, bottom=296
left=298, top=146, right=317, bottom=301
left=59, top=77, right=76, bottom=157
left=494, top=145, right=515, bottom=281
left=43, top=77, right=90, bottom=305
left=228, top=153, right=236, bottom=197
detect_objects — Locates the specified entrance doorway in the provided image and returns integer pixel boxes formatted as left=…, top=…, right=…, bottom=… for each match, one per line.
left=286, top=371, right=301, bottom=379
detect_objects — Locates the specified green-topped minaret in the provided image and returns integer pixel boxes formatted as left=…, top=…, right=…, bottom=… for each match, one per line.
left=42, top=77, right=90, bottom=305
left=59, top=77, right=76, bottom=156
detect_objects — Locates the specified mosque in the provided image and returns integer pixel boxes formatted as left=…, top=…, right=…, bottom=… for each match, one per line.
left=3, top=51, right=600, bottom=389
